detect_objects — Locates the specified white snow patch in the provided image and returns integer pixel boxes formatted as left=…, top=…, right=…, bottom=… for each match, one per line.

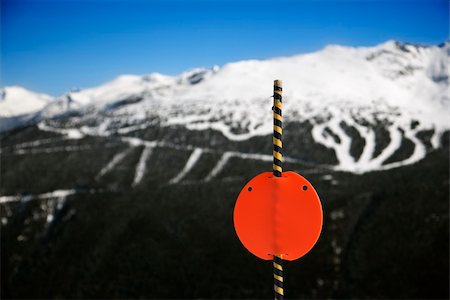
left=121, top=136, right=157, bottom=147
left=96, top=147, right=134, bottom=179
left=132, top=145, right=153, bottom=186
left=204, top=152, right=234, bottom=182
left=0, top=189, right=77, bottom=204
left=169, top=148, right=203, bottom=184
left=38, top=122, right=84, bottom=139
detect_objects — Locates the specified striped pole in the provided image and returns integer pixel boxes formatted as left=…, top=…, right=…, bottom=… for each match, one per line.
left=273, top=79, right=284, bottom=300
left=274, top=254, right=284, bottom=300
left=273, top=80, right=283, bottom=177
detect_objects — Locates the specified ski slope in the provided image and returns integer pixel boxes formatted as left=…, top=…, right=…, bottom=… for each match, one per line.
left=1, top=40, right=449, bottom=173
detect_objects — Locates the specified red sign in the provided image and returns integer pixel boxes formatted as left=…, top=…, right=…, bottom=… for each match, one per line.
left=233, top=171, right=323, bottom=261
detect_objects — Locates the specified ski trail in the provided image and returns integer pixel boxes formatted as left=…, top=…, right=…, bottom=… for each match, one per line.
left=231, top=151, right=307, bottom=164
left=8, top=143, right=120, bottom=155
left=312, top=116, right=357, bottom=171
left=116, top=123, right=153, bottom=134
left=357, top=126, right=376, bottom=165
left=13, top=145, right=94, bottom=155
left=169, top=148, right=203, bottom=184
left=121, top=136, right=157, bottom=147
left=132, top=145, right=153, bottom=187
left=0, top=189, right=77, bottom=204
left=203, top=151, right=312, bottom=182
left=312, top=115, right=432, bottom=173
left=201, top=150, right=313, bottom=182
left=38, top=122, right=84, bottom=139
left=13, top=137, right=67, bottom=149
left=96, top=147, right=134, bottom=180
left=341, top=113, right=376, bottom=164
left=369, top=125, right=402, bottom=167
left=430, top=129, right=443, bottom=149
left=311, top=115, right=410, bottom=172
left=327, top=117, right=355, bottom=167
left=311, top=122, right=337, bottom=148
left=204, top=152, right=234, bottom=182
left=381, top=128, right=427, bottom=170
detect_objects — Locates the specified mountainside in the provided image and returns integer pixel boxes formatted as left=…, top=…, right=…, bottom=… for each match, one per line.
left=2, top=40, right=448, bottom=173
left=1, top=41, right=449, bottom=299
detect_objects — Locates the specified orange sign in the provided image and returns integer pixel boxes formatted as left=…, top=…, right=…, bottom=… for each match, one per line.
left=233, top=171, right=323, bottom=261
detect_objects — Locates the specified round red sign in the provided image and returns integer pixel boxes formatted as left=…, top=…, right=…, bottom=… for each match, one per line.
left=233, top=171, right=323, bottom=261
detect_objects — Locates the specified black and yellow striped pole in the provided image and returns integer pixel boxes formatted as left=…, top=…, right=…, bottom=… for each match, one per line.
left=273, top=79, right=284, bottom=300
left=273, top=79, right=283, bottom=177
left=274, top=254, right=284, bottom=300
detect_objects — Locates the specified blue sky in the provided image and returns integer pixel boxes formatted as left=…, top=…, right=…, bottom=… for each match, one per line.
left=1, top=0, right=448, bottom=96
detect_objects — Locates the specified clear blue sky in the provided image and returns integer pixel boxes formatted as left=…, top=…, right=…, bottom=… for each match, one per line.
left=1, top=0, right=448, bottom=96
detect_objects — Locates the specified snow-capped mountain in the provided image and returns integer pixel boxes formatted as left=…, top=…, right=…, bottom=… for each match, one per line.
left=1, top=40, right=449, bottom=173
left=0, top=86, right=55, bottom=132
left=0, top=86, right=52, bottom=117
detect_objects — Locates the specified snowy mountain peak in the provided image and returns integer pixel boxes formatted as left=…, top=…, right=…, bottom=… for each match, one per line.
left=142, top=72, right=174, bottom=84
left=1, top=41, right=449, bottom=174
left=0, top=86, right=52, bottom=117
left=177, top=66, right=219, bottom=85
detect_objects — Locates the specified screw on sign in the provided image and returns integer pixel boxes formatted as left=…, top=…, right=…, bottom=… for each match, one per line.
left=233, top=80, right=323, bottom=300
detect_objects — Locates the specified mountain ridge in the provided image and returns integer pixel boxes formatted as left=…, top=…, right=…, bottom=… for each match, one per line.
left=1, top=40, right=449, bottom=173
left=2, top=40, right=448, bottom=99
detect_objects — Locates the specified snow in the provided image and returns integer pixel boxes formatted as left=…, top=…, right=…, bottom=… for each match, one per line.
left=67, top=72, right=178, bottom=107
left=169, top=148, right=203, bottom=184
left=1, top=41, right=449, bottom=174
left=3, top=131, right=323, bottom=186
left=310, top=110, right=429, bottom=173
left=203, top=150, right=312, bottom=182
left=378, top=126, right=427, bottom=171
left=0, top=189, right=77, bottom=204
left=121, top=136, right=157, bottom=147
left=96, top=147, right=134, bottom=180
left=38, top=122, right=84, bottom=139
left=0, top=86, right=52, bottom=117
left=132, top=145, right=153, bottom=186
left=204, top=152, right=234, bottom=182
left=14, top=145, right=94, bottom=155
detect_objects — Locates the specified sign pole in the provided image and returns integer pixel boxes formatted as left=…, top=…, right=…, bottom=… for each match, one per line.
left=273, top=79, right=284, bottom=300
